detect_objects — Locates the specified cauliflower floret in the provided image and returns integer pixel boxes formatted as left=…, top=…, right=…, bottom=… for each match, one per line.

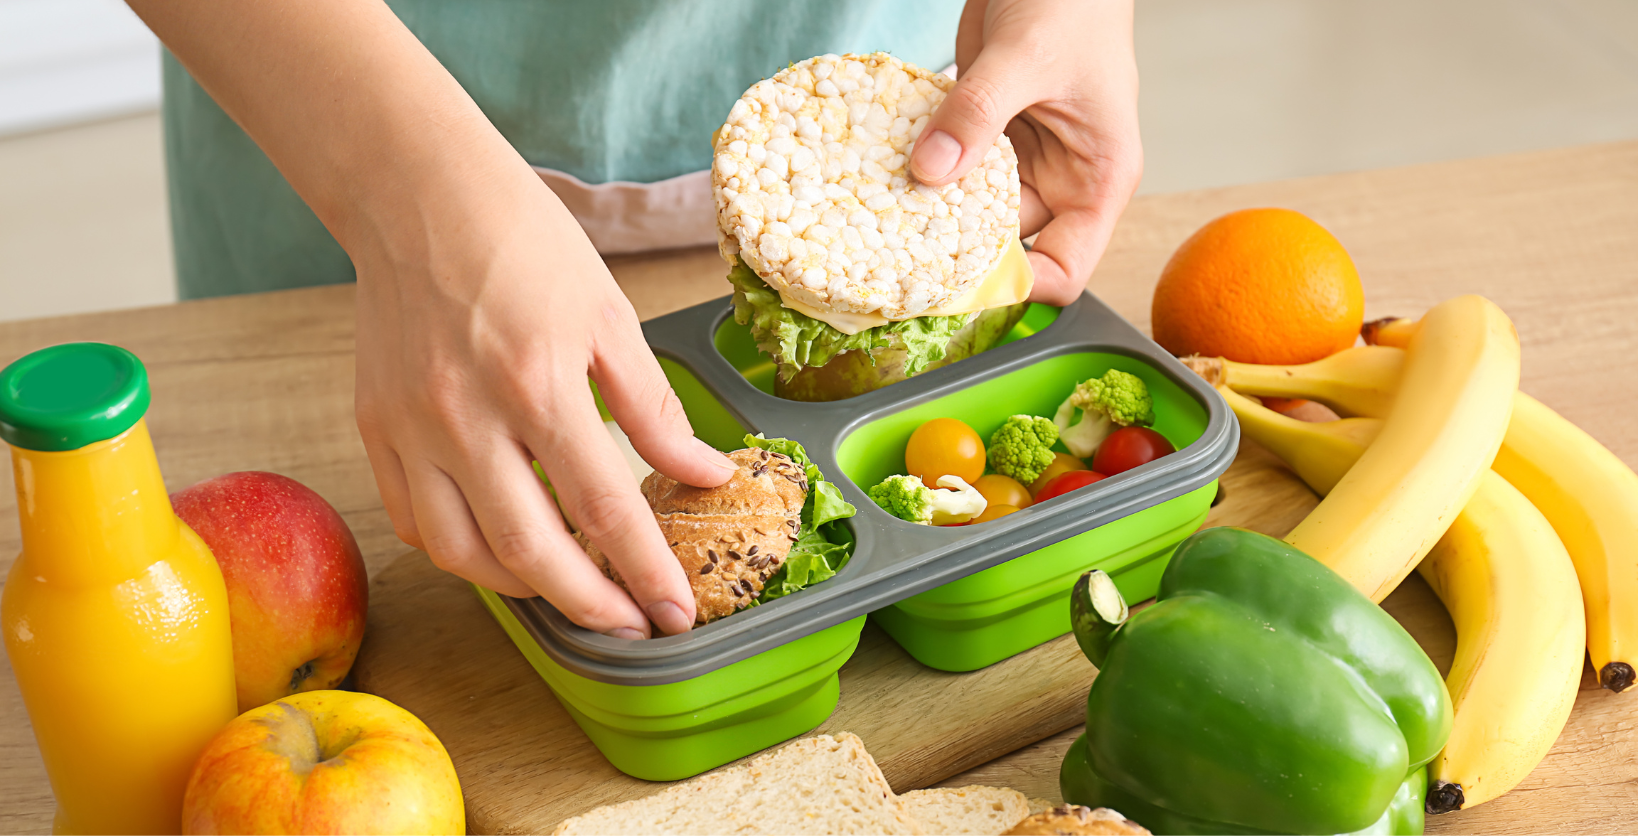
left=867, top=474, right=988, bottom=525
left=1054, top=369, right=1155, bottom=459
left=986, top=415, right=1060, bottom=485
left=928, top=475, right=987, bottom=524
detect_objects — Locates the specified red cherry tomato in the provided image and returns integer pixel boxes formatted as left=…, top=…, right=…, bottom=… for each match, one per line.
left=1092, top=427, right=1176, bottom=475
left=1034, top=470, right=1107, bottom=502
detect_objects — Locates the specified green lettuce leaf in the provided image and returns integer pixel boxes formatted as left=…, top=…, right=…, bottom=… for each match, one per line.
left=726, top=259, right=975, bottom=381
left=741, top=433, right=858, bottom=603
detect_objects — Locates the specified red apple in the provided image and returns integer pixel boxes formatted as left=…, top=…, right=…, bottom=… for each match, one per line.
left=172, top=471, right=368, bottom=713
left=182, top=690, right=464, bottom=835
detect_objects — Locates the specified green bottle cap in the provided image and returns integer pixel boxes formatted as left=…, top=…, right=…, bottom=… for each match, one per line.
left=0, top=343, right=151, bottom=452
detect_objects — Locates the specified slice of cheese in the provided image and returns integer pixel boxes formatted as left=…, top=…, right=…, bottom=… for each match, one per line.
left=777, top=238, right=1035, bottom=335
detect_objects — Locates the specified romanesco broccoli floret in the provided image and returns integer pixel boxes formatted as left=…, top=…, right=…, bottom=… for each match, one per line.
left=1053, top=369, right=1155, bottom=458
left=987, top=415, right=1060, bottom=485
left=868, top=475, right=935, bottom=524
left=867, top=474, right=988, bottom=525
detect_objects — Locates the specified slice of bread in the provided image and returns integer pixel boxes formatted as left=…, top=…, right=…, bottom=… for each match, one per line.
left=1003, top=804, right=1150, bottom=835
left=1025, top=798, right=1056, bottom=815
left=553, top=733, right=923, bottom=835
left=900, top=786, right=1030, bottom=835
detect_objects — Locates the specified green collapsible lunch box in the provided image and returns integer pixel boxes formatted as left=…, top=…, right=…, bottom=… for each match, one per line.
left=478, top=292, right=1237, bottom=781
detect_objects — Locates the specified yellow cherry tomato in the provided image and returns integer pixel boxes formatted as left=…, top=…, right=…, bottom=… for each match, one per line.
left=905, top=418, right=985, bottom=487
left=1030, top=452, right=1089, bottom=497
left=971, top=504, right=1020, bottom=524
left=973, top=474, right=1034, bottom=509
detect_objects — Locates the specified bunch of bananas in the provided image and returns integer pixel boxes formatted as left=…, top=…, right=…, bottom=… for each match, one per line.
left=1184, top=293, right=1638, bottom=816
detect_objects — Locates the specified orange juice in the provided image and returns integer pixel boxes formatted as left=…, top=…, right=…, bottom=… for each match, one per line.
left=1, top=343, right=236, bottom=834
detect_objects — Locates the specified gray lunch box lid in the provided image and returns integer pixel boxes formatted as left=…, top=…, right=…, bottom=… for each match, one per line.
left=497, top=291, right=1238, bottom=686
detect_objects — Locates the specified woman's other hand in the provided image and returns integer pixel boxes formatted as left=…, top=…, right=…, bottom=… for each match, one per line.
left=911, top=0, right=1141, bottom=306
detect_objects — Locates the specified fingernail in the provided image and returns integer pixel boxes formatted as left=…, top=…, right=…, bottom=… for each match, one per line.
left=695, top=439, right=735, bottom=473
left=603, top=626, right=645, bottom=640
left=913, top=130, right=961, bottom=182
left=646, top=601, right=693, bottom=636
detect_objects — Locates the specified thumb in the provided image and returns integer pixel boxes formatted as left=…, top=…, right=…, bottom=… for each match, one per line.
left=910, top=48, right=1037, bottom=187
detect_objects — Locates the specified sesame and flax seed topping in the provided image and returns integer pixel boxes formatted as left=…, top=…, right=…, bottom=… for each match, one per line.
left=713, top=53, right=1022, bottom=321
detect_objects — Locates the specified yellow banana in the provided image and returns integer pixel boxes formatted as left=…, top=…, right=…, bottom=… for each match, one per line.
left=1283, top=295, right=1520, bottom=602
left=1362, top=315, right=1420, bottom=347
left=1491, top=395, right=1638, bottom=692
left=1225, top=316, right=1638, bottom=692
left=1185, top=346, right=1404, bottom=418
left=1225, top=393, right=1585, bottom=814
left=1418, top=472, right=1585, bottom=812
left=1216, top=386, right=1381, bottom=494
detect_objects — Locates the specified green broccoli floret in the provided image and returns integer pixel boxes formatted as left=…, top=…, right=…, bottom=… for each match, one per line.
left=868, top=475, right=936, bottom=524
left=868, top=474, right=989, bottom=525
left=987, top=415, right=1060, bottom=484
left=1053, top=369, right=1155, bottom=458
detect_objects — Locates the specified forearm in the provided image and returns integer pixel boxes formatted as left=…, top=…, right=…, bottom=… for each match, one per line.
left=127, top=0, right=538, bottom=265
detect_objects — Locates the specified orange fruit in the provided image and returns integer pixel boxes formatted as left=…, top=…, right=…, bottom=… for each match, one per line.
left=1151, top=208, right=1364, bottom=365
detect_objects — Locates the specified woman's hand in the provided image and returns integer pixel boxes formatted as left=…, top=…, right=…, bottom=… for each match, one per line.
left=353, top=166, right=736, bottom=638
left=126, top=0, right=732, bottom=638
left=911, top=0, right=1141, bottom=305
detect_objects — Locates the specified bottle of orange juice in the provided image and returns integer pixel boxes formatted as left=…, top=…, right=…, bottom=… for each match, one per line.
left=1, top=343, right=237, bottom=834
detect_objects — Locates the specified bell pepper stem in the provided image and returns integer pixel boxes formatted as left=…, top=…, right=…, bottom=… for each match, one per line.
left=1071, top=570, right=1128, bottom=668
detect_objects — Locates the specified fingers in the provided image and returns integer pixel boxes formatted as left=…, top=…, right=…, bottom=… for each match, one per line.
left=1025, top=127, right=1143, bottom=305
left=910, top=44, right=1044, bottom=187
left=589, top=299, right=734, bottom=489
left=401, top=462, right=540, bottom=601
left=1018, top=181, right=1051, bottom=239
left=448, top=439, right=659, bottom=637
left=528, top=384, right=698, bottom=635
left=1026, top=205, right=1120, bottom=307
left=359, top=431, right=423, bottom=550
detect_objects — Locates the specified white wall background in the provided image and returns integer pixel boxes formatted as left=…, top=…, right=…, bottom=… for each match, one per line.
left=0, top=0, right=159, bottom=136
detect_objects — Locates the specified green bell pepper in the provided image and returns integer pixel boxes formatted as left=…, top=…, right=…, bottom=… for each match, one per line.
left=1061, top=734, right=1428, bottom=835
left=1063, top=527, right=1451, bottom=835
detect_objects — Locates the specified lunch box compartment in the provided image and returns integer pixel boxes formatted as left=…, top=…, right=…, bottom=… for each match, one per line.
left=836, top=350, right=1214, bottom=671
left=868, top=482, right=1213, bottom=671
left=514, top=361, right=865, bottom=781
left=478, top=292, right=1238, bottom=782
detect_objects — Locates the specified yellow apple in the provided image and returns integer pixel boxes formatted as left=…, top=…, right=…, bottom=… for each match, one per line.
left=182, top=691, right=463, bottom=835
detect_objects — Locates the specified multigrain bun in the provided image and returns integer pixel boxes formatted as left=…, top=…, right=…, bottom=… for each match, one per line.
left=1003, top=804, right=1150, bottom=836
left=643, top=447, right=807, bottom=515
left=580, top=447, right=807, bottom=624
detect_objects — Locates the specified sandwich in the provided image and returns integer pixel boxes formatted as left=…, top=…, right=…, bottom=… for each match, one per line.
left=712, top=53, right=1035, bottom=401
left=578, top=435, right=855, bottom=625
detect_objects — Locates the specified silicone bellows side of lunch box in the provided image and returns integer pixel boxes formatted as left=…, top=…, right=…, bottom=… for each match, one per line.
left=477, top=586, right=867, bottom=782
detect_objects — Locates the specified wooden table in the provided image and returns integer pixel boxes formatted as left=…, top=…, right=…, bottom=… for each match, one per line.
left=3, top=141, right=1636, bottom=833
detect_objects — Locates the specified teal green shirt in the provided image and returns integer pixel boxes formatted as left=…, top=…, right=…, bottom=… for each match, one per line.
left=164, top=1, right=961, bottom=299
